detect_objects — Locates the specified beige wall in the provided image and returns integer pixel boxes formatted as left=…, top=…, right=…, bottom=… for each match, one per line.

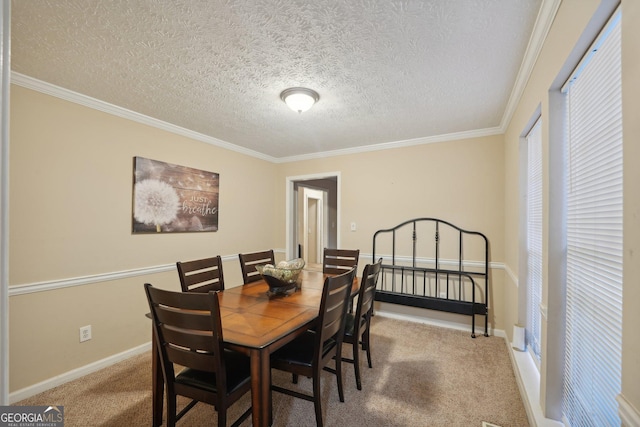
left=9, top=86, right=507, bottom=393
left=8, top=85, right=279, bottom=391
left=503, top=0, right=640, bottom=420
left=10, top=1, right=640, bottom=418
left=276, top=137, right=506, bottom=330
left=621, top=0, right=640, bottom=414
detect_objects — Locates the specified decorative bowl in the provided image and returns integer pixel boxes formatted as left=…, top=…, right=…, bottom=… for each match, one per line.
left=256, top=258, right=305, bottom=296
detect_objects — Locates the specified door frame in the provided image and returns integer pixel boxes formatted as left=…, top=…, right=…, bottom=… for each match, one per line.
left=285, top=172, right=340, bottom=260
left=302, top=187, right=325, bottom=265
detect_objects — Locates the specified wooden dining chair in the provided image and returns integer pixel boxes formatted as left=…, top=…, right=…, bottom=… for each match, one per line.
left=238, top=249, right=275, bottom=284
left=342, top=258, right=382, bottom=390
left=144, top=284, right=252, bottom=427
left=270, top=268, right=356, bottom=427
left=176, top=255, right=225, bottom=293
left=322, top=248, right=360, bottom=275
left=323, top=248, right=360, bottom=313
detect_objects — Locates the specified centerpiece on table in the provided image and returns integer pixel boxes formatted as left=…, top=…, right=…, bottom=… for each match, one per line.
left=256, top=258, right=305, bottom=296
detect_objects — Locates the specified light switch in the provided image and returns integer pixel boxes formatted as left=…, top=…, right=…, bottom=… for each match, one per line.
left=350, top=222, right=357, bottom=231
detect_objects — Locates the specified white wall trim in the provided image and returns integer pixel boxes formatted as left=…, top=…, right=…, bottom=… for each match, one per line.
left=12, top=73, right=506, bottom=164
left=504, top=263, right=519, bottom=288
left=7, top=254, right=502, bottom=296
left=363, top=252, right=504, bottom=272
left=285, top=172, right=341, bottom=260
left=275, top=127, right=503, bottom=163
left=499, top=0, right=562, bottom=132
left=374, top=309, right=504, bottom=338
left=10, top=72, right=276, bottom=163
left=9, top=343, right=151, bottom=404
left=617, top=394, right=640, bottom=427
left=8, top=264, right=176, bottom=296
left=506, top=339, right=565, bottom=427
left=0, top=0, right=10, bottom=407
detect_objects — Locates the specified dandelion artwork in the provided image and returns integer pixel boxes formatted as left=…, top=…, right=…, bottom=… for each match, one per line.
left=134, top=179, right=179, bottom=232
left=132, top=157, right=219, bottom=233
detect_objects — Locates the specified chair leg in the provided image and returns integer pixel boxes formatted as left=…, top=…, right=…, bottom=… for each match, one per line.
left=353, top=342, right=362, bottom=391
left=336, top=350, right=345, bottom=402
left=217, top=408, right=227, bottom=427
left=313, top=373, right=323, bottom=427
left=167, top=394, right=177, bottom=427
left=363, top=329, right=373, bottom=369
left=269, top=370, right=274, bottom=426
left=292, top=373, right=298, bottom=384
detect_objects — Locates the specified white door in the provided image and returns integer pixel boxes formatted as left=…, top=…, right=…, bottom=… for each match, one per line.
left=302, top=188, right=324, bottom=268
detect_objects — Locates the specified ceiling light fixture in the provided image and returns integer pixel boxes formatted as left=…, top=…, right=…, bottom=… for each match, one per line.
left=280, top=87, right=319, bottom=113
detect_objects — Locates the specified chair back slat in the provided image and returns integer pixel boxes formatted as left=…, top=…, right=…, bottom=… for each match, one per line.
left=161, top=327, right=217, bottom=353
left=322, top=248, right=360, bottom=275
left=239, top=250, right=275, bottom=284
left=155, top=307, right=213, bottom=331
left=355, top=258, right=383, bottom=327
left=166, top=346, right=218, bottom=373
left=144, top=283, right=252, bottom=425
left=145, top=283, right=225, bottom=379
left=176, top=256, right=225, bottom=293
left=317, top=268, right=355, bottom=351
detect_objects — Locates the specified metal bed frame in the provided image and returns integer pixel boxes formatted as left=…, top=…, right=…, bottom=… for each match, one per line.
left=372, top=218, right=489, bottom=337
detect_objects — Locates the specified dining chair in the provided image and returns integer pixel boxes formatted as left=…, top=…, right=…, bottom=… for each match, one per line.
left=323, top=248, right=360, bottom=313
left=238, top=249, right=275, bottom=284
left=342, top=258, right=382, bottom=390
left=322, top=248, right=360, bottom=275
left=270, top=268, right=356, bottom=427
left=144, top=283, right=252, bottom=427
left=176, top=255, right=225, bottom=293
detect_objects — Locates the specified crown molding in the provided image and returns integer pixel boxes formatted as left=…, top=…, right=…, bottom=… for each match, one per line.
left=499, top=0, right=562, bottom=132
left=11, top=0, right=560, bottom=166
left=275, top=126, right=504, bottom=163
left=11, top=72, right=508, bottom=164
left=10, top=72, right=277, bottom=163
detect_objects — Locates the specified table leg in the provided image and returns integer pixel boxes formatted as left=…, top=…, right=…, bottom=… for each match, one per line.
left=250, top=348, right=271, bottom=427
left=151, top=331, right=164, bottom=427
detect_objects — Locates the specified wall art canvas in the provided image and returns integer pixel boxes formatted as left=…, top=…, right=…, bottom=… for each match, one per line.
left=132, top=156, right=219, bottom=233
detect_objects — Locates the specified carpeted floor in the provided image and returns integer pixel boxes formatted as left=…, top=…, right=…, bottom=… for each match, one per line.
left=15, top=316, right=529, bottom=426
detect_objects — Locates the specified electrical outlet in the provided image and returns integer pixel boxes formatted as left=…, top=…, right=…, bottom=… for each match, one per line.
left=439, top=291, right=447, bottom=299
left=79, top=325, right=92, bottom=343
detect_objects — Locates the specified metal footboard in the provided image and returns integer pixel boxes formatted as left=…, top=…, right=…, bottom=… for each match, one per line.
left=372, top=218, right=489, bottom=337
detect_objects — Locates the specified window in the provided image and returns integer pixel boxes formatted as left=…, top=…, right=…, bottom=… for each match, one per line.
left=562, top=10, right=622, bottom=426
left=526, top=118, right=542, bottom=364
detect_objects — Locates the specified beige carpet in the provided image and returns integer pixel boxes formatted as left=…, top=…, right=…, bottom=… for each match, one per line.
left=15, top=316, right=529, bottom=427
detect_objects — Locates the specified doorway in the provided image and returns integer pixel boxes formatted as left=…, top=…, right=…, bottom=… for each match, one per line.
left=302, top=187, right=324, bottom=270
left=285, top=173, right=340, bottom=267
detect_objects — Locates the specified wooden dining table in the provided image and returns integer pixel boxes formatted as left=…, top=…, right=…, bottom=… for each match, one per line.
left=151, top=268, right=359, bottom=427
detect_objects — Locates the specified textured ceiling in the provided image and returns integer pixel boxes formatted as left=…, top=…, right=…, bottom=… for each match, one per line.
left=11, top=0, right=542, bottom=160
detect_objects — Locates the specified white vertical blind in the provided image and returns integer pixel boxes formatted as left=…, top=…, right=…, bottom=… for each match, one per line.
left=526, top=118, right=542, bottom=363
left=563, top=10, right=622, bottom=427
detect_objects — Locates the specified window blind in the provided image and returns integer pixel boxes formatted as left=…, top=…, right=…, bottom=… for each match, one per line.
left=562, top=10, right=622, bottom=427
left=526, top=118, right=542, bottom=364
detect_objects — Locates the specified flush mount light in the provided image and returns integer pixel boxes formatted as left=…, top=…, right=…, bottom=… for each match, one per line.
left=280, top=87, right=319, bottom=113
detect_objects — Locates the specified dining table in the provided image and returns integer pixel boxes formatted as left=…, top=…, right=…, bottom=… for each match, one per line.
left=151, top=268, right=359, bottom=427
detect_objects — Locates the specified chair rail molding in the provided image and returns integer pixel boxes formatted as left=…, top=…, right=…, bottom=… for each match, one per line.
left=617, top=394, right=640, bottom=427
left=7, top=253, right=284, bottom=296
left=8, top=264, right=176, bottom=296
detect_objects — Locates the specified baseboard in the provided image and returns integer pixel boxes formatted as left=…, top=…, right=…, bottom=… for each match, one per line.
left=617, top=394, right=640, bottom=427
left=374, top=309, right=504, bottom=338
left=9, top=342, right=151, bottom=404
left=505, top=340, right=564, bottom=427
